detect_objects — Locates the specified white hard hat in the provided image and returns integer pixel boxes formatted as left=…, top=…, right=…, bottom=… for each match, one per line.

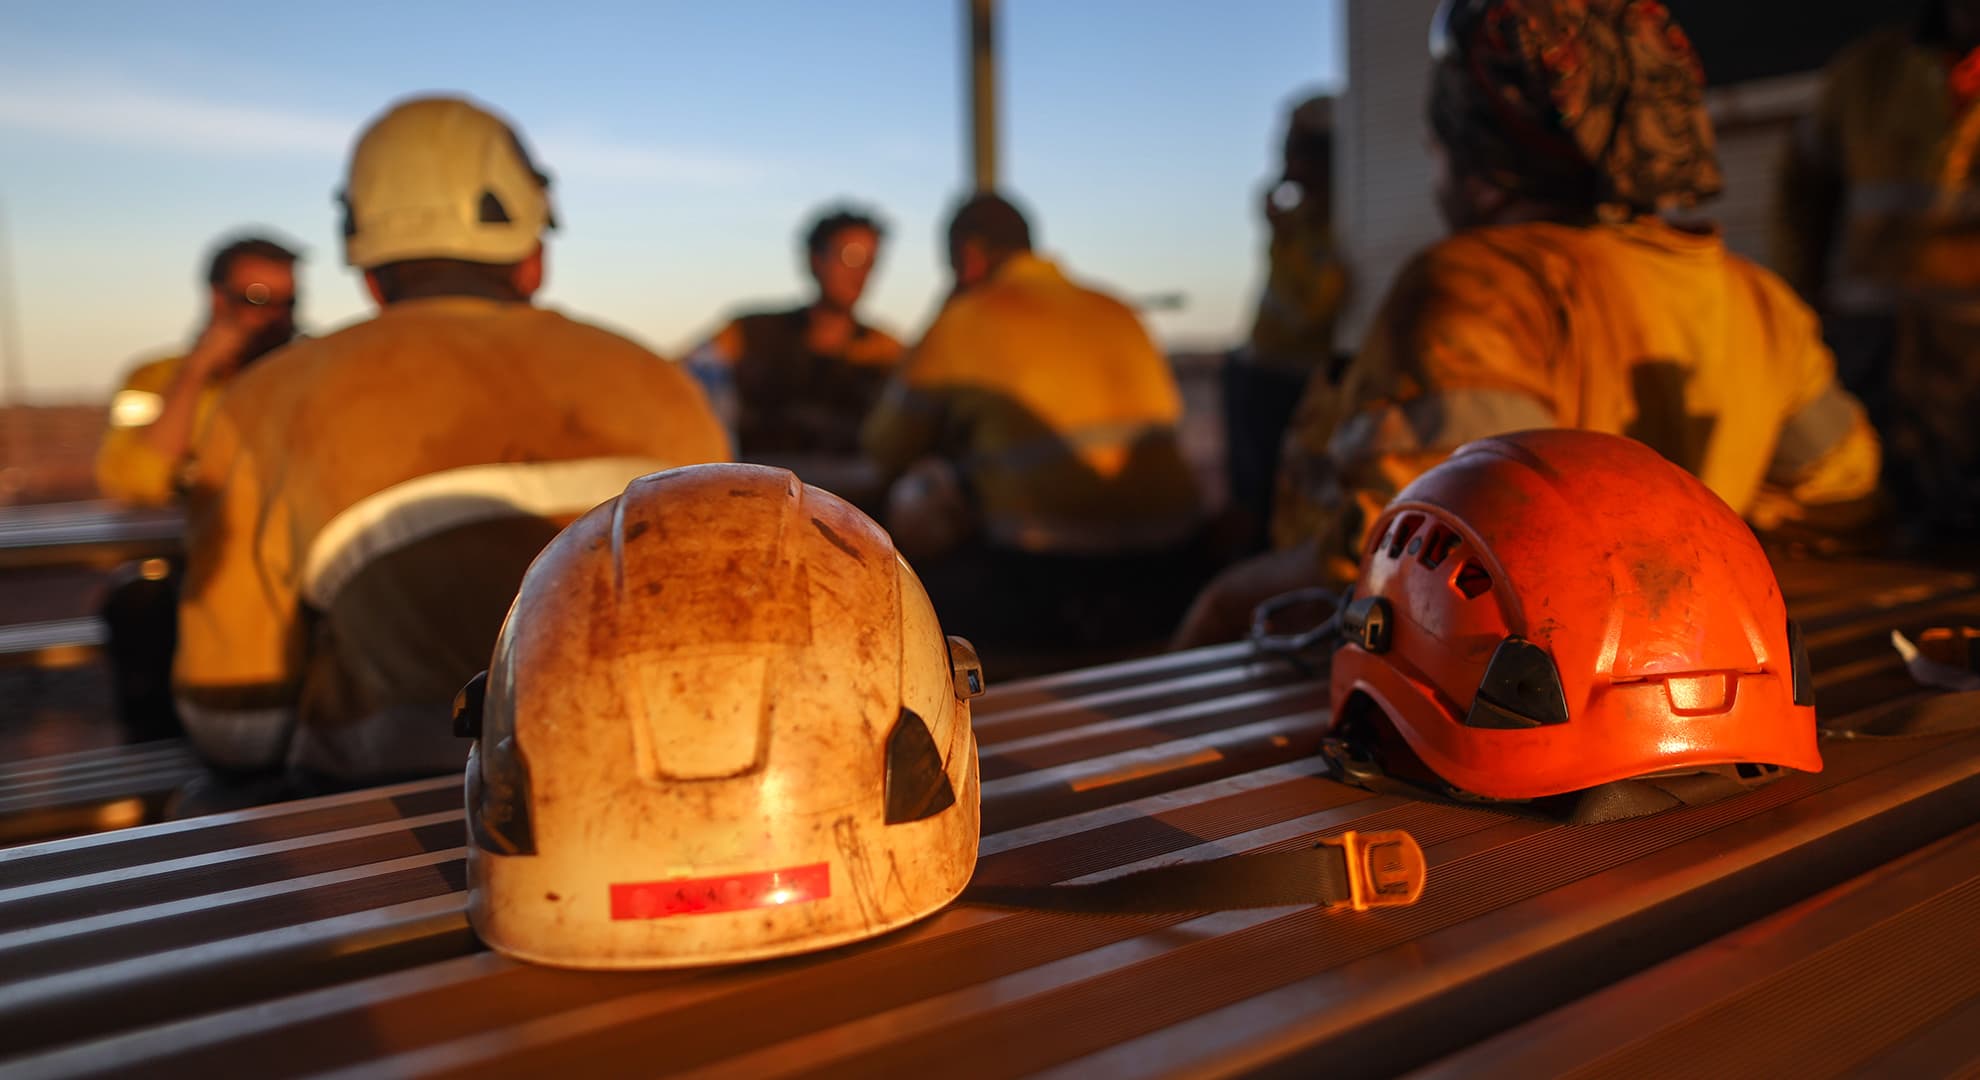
left=457, top=463, right=985, bottom=969
left=340, top=95, right=555, bottom=269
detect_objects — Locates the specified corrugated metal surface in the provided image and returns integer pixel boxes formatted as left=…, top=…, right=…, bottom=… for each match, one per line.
left=0, top=558, right=1975, bottom=1077
left=1416, top=820, right=1980, bottom=1079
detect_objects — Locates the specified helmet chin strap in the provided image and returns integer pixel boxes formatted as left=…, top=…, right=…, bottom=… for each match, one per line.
left=1247, top=586, right=1349, bottom=678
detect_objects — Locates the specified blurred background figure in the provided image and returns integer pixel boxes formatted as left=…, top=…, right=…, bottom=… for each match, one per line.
left=688, top=205, right=903, bottom=464
left=90, top=235, right=301, bottom=738
left=171, top=95, right=726, bottom=811
left=864, top=193, right=1205, bottom=669
left=1776, top=0, right=1980, bottom=538
left=1178, top=0, right=1882, bottom=647
left=96, top=235, right=301, bottom=508
left=1224, top=93, right=1349, bottom=554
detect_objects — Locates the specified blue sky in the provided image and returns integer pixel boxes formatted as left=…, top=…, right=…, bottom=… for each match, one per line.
left=0, top=1, right=1342, bottom=399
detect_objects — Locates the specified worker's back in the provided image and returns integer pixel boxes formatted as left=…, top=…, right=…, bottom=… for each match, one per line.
left=1335, top=218, right=1876, bottom=519
left=176, top=297, right=729, bottom=781
left=867, top=253, right=1200, bottom=553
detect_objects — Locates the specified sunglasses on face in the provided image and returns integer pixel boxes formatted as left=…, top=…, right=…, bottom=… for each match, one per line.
left=835, top=243, right=875, bottom=269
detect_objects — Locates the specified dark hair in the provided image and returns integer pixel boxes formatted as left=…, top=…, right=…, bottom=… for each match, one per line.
left=946, top=192, right=1033, bottom=262
left=804, top=205, right=886, bottom=256
left=367, top=258, right=525, bottom=304
left=206, top=235, right=300, bottom=288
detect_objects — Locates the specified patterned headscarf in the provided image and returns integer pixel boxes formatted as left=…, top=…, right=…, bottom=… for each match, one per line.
left=1428, top=0, right=1723, bottom=215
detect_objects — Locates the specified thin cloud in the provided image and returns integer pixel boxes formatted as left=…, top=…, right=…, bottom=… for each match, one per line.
left=533, top=132, right=766, bottom=186
left=0, top=78, right=350, bottom=157
left=0, top=76, right=764, bottom=187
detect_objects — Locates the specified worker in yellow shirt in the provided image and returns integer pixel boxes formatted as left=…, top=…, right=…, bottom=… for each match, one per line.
left=96, top=236, right=301, bottom=506
left=91, top=236, right=300, bottom=738
left=1225, top=94, right=1352, bottom=552
left=862, top=193, right=1204, bottom=661
left=172, top=96, right=727, bottom=808
left=1175, top=0, right=1881, bottom=648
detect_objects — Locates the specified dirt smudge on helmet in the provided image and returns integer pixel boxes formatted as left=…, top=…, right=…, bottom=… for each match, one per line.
left=812, top=517, right=865, bottom=563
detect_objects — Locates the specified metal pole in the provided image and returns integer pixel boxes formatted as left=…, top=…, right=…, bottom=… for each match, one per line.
left=969, top=0, right=999, bottom=192
left=0, top=197, right=24, bottom=496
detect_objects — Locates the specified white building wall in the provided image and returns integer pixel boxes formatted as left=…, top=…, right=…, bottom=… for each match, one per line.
left=1336, top=0, right=1444, bottom=347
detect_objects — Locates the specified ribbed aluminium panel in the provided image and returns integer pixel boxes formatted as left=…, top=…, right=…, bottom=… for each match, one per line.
left=0, top=560, right=1973, bottom=1078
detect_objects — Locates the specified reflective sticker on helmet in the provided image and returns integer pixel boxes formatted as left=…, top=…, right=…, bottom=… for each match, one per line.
left=610, top=862, right=831, bottom=920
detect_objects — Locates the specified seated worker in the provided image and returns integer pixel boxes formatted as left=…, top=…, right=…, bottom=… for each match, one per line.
left=1225, top=93, right=1350, bottom=552
left=172, top=95, right=727, bottom=804
left=1174, top=0, right=1882, bottom=648
left=97, top=235, right=302, bottom=507
left=1774, top=0, right=1980, bottom=536
left=863, top=193, right=1205, bottom=661
left=92, top=235, right=300, bottom=737
left=687, top=205, right=903, bottom=471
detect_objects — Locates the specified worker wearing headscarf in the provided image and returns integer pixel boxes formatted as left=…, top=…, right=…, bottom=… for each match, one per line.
left=1175, top=0, right=1880, bottom=647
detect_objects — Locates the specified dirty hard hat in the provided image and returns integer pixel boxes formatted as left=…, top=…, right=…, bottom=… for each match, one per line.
left=1327, top=430, right=1820, bottom=816
left=455, top=463, right=985, bottom=969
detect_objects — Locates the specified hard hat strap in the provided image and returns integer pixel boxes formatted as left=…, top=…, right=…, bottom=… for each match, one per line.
left=1248, top=586, right=1348, bottom=679
left=961, top=829, right=1424, bottom=915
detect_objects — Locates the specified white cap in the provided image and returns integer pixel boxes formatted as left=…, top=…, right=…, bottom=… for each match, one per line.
left=340, top=96, right=555, bottom=269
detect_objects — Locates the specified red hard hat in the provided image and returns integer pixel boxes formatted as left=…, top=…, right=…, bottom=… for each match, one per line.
left=1328, top=430, right=1820, bottom=804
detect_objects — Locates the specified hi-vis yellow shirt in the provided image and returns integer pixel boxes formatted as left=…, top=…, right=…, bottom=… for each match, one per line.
left=95, top=354, right=220, bottom=506
left=862, top=254, right=1201, bottom=551
left=1274, top=218, right=1882, bottom=572
left=176, top=297, right=728, bottom=781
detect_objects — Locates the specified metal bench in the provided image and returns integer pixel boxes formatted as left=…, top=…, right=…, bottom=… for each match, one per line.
left=1419, top=817, right=1980, bottom=1077
left=0, top=558, right=1975, bottom=1077
left=0, top=741, right=202, bottom=847
left=0, top=502, right=183, bottom=572
left=0, top=618, right=106, bottom=671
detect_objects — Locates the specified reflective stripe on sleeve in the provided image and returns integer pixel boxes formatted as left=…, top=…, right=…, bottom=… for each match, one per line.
left=176, top=698, right=297, bottom=773
left=1769, top=383, right=1860, bottom=483
left=301, top=457, right=680, bottom=609
left=108, top=389, right=165, bottom=429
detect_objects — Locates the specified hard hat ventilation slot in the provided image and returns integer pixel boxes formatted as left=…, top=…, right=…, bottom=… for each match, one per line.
left=1454, top=560, right=1493, bottom=599
left=1420, top=526, right=1459, bottom=569
left=884, top=708, right=958, bottom=824
left=478, top=191, right=512, bottom=224
left=1387, top=514, right=1424, bottom=559
left=1463, top=637, right=1570, bottom=729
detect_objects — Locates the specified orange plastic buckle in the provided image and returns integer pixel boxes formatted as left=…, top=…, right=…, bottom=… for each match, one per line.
left=1322, top=829, right=1427, bottom=911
